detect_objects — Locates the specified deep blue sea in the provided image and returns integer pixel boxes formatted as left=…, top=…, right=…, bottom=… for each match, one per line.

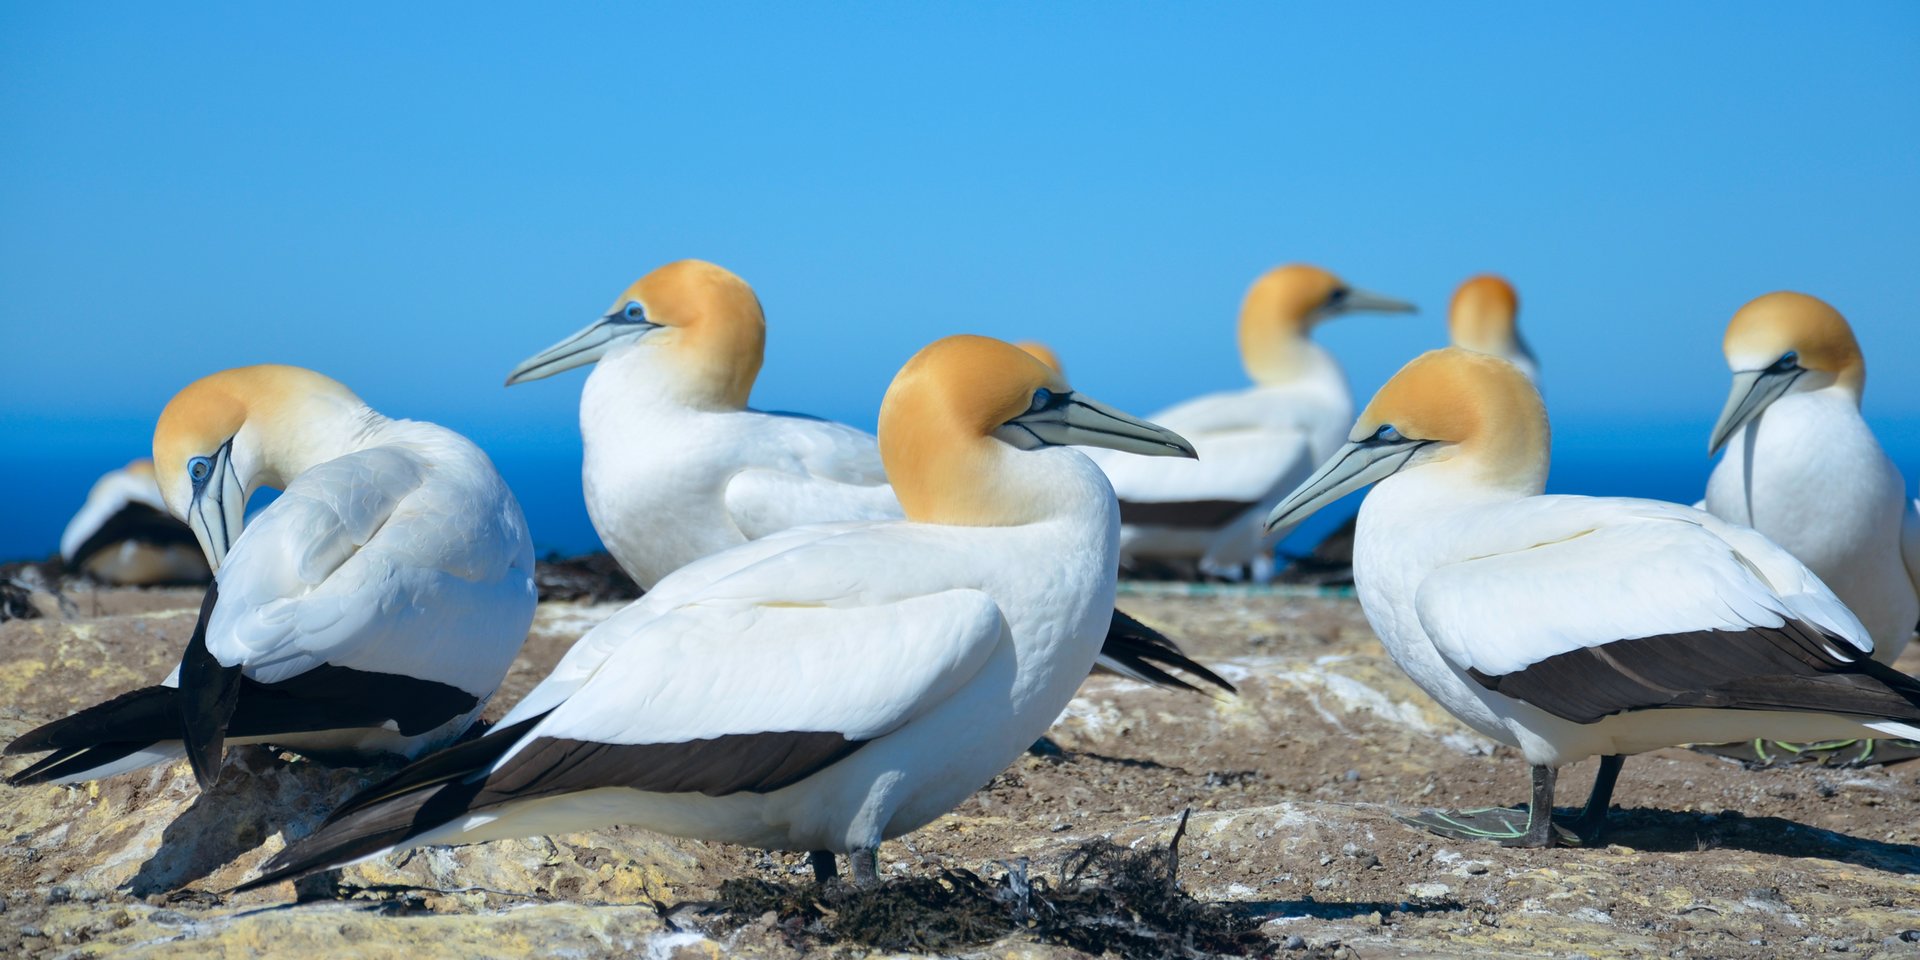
left=3, top=418, right=1914, bottom=565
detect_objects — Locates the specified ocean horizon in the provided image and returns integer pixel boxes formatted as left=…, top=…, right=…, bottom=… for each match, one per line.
left=7, top=415, right=1912, bottom=567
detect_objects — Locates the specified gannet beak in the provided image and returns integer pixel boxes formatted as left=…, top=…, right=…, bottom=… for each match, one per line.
left=1265, top=430, right=1428, bottom=532
left=185, top=441, right=246, bottom=572
left=505, top=312, right=661, bottom=386
left=997, top=391, right=1198, bottom=459
left=1708, top=359, right=1802, bottom=456
left=1337, top=287, right=1418, bottom=316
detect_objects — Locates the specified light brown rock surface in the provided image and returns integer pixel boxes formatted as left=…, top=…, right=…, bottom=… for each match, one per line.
left=3, top=586, right=1919, bottom=958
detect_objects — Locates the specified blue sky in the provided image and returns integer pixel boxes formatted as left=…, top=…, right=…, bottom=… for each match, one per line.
left=2, top=3, right=1916, bottom=557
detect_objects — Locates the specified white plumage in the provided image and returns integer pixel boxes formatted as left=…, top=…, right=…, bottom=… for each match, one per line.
left=1265, top=347, right=1920, bottom=846
left=246, top=334, right=1197, bottom=889
left=1702, top=291, right=1918, bottom=664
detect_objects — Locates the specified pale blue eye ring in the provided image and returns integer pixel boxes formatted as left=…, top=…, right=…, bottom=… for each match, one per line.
left=188, top=456, right=213, bottom=484
left=623, top=301, right=645, bottom=321
left=1030, top=388, right=1053, bottom=413
left=1375, top=424, right=1403, bottom=442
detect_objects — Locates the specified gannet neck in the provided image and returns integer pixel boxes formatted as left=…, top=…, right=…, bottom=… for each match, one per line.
left=1237, top=264, right=1344, bottom=385
left=1448, top=274, right=1523, bottom=359
left=1360, top=348, right=1549, bottom=495
left=154, top=365, right=382, bottom=514
left=878, top=335, right=1080, bottom=526
left=1725, top=291, right=1865, bottom=402
left=624, top=259, right=766, bottom=410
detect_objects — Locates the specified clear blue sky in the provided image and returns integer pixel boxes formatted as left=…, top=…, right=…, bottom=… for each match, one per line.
left=2, top=3, right=1916, bottom=557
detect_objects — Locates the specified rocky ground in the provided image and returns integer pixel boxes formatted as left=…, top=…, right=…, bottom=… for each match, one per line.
left=1, top=578, right=1918, bottom=958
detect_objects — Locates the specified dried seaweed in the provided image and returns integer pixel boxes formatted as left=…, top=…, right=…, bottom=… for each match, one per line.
left=689, top=811, right=1277, bottom=958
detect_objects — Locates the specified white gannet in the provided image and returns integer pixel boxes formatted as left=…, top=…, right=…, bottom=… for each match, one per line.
left=1087, top=263, right=1415, bottom=582
left=237, top=335, right=1196, bottom=890
left=1264, top=348, right=1920, bottom=847
left=506, top=261, right=1229, bottom=693
left=7, top=366, right=537, bottom=788
left=59, top=459, right=211, bottom=585
left=1448, top=274, right=1536, bottom=381
left=1704, top=291, right=1918, bottom=665
left=506, top=260, right=896, bottom=590
left=1278, top=274, right=1533, bottom=587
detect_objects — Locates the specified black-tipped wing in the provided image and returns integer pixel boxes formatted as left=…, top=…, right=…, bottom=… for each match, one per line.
left=175, top=583, right=242, bottom=789
left=66, top=502, right=199, bottom=572
left=1467, top=620, right=1920, bottom=726
left=242, top=728, right=867, bottom=891
left=1096, top=609, right=1234, bottom=695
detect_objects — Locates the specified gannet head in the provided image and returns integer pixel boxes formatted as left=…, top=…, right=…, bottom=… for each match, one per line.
left=879, top=335, right=1194, bottom=525
left=1238, top=264, right=1416, bottom=384
left=505, top=259, right=766, bottom=408
left=153, top=365, right=368, bottom=570
left=1448, top=274, right=1536, bottom=374
left=1708, top=291, right=1864, bottom=454
left=1014, top=340, right=1066, bottom=379
left=1265, top=348, right=1547, bottom=531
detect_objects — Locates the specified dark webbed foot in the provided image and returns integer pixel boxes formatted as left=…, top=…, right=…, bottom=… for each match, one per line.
left=808, top=850, right=837, bottom=884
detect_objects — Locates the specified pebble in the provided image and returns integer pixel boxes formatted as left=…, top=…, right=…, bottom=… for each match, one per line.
left=150, top=910, right=190, bottom=926
left=1464, top=861, right=1489, bottom=875
left=1406, top=882, right=1451, bottom=899
left=1282, top=934, right=1307, bottom=950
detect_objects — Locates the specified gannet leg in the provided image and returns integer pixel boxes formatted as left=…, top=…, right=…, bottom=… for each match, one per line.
left=808, top=850, right=838, bottom=884
left=1564, top=754, right=1623, bottom=844
left=849, top=846, right=879, bottom=887
left=1502, top=764, right=1560, bottom=849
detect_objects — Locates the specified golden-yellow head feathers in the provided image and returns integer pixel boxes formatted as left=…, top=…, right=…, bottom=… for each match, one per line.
left=878, top=335, right=1067, bottom=525
left=1237, top=264, right=1345, bottom=381
left=620, top=260, right=767, bottom=407
left=1723, top=291, right=1863, bottom=392
left=1014, top=340, right=1066, bottom=378
left=1356, top=348, right=1549, bottom=485
left=1448, top=274, right=1520, bottom=354
left=152, top=365, right=361, bottom=515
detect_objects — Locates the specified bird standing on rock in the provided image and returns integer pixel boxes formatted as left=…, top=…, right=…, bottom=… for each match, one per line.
left=239, top=335, right=1196, bottom=890
left=6, top=365, right=536, bottom=788
left=1265, top=348, right=1920, bottom=847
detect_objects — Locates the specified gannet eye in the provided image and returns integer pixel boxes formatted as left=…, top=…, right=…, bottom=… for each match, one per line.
left=188, top=456, right=213, bottom=485
left=1769, top=351, right=1799, bottom=373
left=1375, top=424, right=1403, bottom=443
left=1326, top=287, right=1351, bottom=309
left=1029, top=388, right=1054, bottom=413
left=622, top=301, right=646, bottom=322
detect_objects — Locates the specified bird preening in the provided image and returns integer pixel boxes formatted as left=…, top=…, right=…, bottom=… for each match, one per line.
left=8, top=263, right=1917, bottom=926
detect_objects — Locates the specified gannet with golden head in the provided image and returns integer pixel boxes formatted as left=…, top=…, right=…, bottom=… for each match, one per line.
left=239, top=335, right=1194, bottom=891
left=1704, top=292, right=1918, bottom=665
left=7, top=365, right=536, bottom=788
left=508, top=261, right=1230, bottom=694
left=1265, top=348, right=1920, bottom=847
left=1448, top=274, right=1536, bottom=381
left=59, top=459, right=210, bottom=586
left=1086, top=263, right=1414, bottom=580
left=507, top=260, right=897, bottom=590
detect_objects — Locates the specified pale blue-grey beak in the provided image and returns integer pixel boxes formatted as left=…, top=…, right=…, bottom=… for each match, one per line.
left=506, top=310, right=661, bottom=386
left=995, top=389, right=1197, bottom=459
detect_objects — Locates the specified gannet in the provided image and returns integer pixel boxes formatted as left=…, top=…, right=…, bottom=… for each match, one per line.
left=1265, top=348, right=1920, bottom=847
left=1448, top=274, right=1536, bottom=381
left=59, top=459, right=210, bottom=585
left=1086, top=263, right=1415, bottom=581
left=506, top=261, right=1229, bottom=693
left=1704, top=292, right=1918, bottom=664
left=239, top=335, right=1196, bottom=890
left=7, top=366, right=536, bottom=788
left=1280, top=274, right=1534, bottom=586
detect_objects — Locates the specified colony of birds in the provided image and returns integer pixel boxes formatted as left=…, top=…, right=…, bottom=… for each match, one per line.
left=15, top=261, right=1920, bottom=922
